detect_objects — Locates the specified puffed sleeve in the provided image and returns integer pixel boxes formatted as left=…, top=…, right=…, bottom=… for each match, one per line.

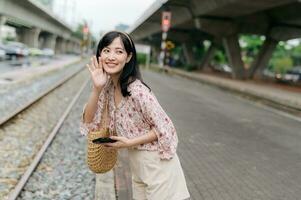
left=79, top=85, right=108, bottom=136
left=130, top=81, right=178, bottom=160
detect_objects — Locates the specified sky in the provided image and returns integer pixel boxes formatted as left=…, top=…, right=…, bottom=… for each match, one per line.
left=52, top=0, right=156, bottom=37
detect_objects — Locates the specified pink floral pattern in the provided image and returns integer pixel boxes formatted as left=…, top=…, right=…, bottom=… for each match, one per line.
left=80, top=79, right=178, bottom=160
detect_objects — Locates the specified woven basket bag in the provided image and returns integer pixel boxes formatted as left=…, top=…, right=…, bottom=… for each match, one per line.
left=86, top=95, right=117, bottom=173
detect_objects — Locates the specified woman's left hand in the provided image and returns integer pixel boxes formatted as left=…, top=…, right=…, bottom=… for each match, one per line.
left=103, top=136, right=134, bottom=149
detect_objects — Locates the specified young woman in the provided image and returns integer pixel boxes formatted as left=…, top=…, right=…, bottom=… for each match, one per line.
left=80, top=31, right=190, bottom=200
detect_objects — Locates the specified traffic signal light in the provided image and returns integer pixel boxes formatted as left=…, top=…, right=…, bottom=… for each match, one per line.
left=161, top=11, right=171, bottom=32
left=83, top=25, right=89, bottom=34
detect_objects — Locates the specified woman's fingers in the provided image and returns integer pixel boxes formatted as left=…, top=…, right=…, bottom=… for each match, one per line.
left=93, top=56, right=98, bottom=69
left=110, top=136, right=121, bottom=140
left=104, top=142, right=121, bottom=149
left=98, top=56, right=103, bottom=71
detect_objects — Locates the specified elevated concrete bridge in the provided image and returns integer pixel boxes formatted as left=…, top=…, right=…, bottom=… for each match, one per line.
left=129, top=0, right=301, bottom=79
left=0, top=0, right=80, bottom=53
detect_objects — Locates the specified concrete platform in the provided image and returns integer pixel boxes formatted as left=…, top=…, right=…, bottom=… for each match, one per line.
left=0, top=55, right=82, bottom=85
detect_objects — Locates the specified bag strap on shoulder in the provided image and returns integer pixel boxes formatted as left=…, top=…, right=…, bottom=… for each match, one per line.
left=100, top=91, right=109, bottom=128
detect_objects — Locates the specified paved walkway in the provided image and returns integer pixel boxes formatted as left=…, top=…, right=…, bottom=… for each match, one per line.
left=0, top=55, right=82, bottom=84
left=163, top=66, right=301, bottom=111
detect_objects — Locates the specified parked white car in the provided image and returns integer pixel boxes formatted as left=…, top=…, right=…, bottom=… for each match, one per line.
left=42, top=48, right=55, bottom=57
left=5, top=41, right=29, bottom=57
left=29, top=48, right=43, bottom=56
left=0, top=49, right=6, bottom=60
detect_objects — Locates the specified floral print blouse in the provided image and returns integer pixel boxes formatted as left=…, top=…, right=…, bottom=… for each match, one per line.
left=80, top=79, right=178, bottom=160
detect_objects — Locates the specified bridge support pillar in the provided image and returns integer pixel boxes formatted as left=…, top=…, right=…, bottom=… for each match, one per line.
left=43, top=34, right=57, bottom=50
left=66, top=41, right=74, bottom=53
left=55, top=38, right=68, bottom=54
left=55, top=37, right=63, bottom=54
left=64, top=40, right=70, bottom=53
left=223, top=34, right=245, bottom=79
left=198, top=41, right=217, bottom=70
left=77, top=42, right=81, bottom=53
left=248, top=37, right=278, bottom=79
left=75, top=43, right=80, bottom=54
left=66, top=41, right=71, bottom=53
left=62, top=40, right=68, bottom=53
left=74, top=42, right=79, bottom=53
left=20, top=27, right=41, bottom=48
left=0, top=16, right=6, bottom=42
left=182, top=41, right=198, bottom=67
left=72, top=42, right=77, bottom=54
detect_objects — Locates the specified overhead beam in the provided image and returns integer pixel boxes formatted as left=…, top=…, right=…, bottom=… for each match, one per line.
left=0, top=0, right=72, bottom=38
left=270, top=25, right=301, bottom=40
left=197, top=18, right=238, bottom=37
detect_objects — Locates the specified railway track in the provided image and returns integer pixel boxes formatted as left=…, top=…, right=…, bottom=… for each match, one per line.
left=0, top=63, right=85, bottom=125
left=0, top=66, right=91, bottom=200
left=9, top=79, right=89, bottom=200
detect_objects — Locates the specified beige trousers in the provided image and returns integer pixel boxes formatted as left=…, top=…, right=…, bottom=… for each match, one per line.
left=128, top=149, right=190, bottom=200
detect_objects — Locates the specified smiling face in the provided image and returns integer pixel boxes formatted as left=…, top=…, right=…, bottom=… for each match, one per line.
left=100, top=37, right=132, bottom=77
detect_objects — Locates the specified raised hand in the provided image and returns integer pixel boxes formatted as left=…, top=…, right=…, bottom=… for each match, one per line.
left=86, top=56, right=108, bottom=92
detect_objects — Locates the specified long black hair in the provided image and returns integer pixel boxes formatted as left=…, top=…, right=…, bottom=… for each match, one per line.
left=96, top=31, right=150, bottom=97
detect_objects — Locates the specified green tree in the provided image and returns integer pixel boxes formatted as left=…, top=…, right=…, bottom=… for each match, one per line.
left=137, top=53, right=147, bottom=65
left=72, top=24, right=84, bottom=39
left=290, top=42, right=301, bottom=66
left=239, top=35, right=264, bottom=66
left=269, top=41, right=294, bottom=73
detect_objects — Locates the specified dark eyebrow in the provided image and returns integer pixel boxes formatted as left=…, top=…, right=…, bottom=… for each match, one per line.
left=103, top=47, right=124, bottom=50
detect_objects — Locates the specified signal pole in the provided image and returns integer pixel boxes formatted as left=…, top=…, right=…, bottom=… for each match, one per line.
left=82, top=21, right=89, bottom=55
left=159, top=11, right=171, bottom=67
